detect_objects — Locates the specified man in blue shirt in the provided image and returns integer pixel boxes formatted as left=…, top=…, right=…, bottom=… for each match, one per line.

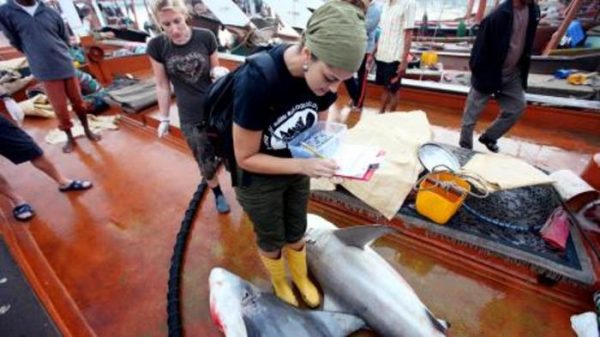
left=0, top=0, right=101, bottom=153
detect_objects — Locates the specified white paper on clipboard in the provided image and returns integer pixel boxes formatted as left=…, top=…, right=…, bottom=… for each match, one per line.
left=331, top=144, right=383, bottom=180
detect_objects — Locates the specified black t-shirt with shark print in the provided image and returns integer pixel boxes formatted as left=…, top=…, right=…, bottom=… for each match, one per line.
left=233, top=44, right=337, bottom=159
left=147, top=28, right=217, bottom=125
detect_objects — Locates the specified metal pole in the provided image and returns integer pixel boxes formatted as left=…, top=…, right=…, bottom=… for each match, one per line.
left=130, top=0, right=140, bottom=29
left=542, top=0, right=584, bottom=56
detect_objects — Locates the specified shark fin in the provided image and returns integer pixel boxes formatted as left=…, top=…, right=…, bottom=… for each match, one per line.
left=333, top=225, right=397, bottom=249
left=307, top=310, right=365, bottom=336
left=426, top=309, right=450, bottom=335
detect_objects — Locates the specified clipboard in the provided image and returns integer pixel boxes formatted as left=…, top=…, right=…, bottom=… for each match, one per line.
left=330, top=144, right=384, bottom=181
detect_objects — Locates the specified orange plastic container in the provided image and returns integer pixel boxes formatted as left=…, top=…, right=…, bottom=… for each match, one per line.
left=416, top=171, right=471, bottom=225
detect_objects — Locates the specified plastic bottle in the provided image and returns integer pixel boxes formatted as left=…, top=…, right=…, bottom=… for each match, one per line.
left=420, top=11, right=429, bottom=36
left=457, top=19, right=467, bottom=37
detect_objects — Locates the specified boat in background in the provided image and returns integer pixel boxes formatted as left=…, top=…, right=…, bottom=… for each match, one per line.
left=412, top=0, right=600, bottom=73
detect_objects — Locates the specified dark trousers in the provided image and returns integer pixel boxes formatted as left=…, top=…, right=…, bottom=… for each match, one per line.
left=459, top=72, right=526, bottom=148
left=235, top=174, right=310, bottom=252
left=343, top=53, right=370, bottom=109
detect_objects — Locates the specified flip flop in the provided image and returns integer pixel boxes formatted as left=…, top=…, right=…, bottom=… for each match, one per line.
left=13, top=203, right=34, bottom=221
left=59, top=180, right=93, bottom=192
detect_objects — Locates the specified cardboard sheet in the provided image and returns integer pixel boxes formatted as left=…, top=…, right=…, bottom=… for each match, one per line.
left=45, top=115, right=120, bottom=144
left=462, top=153, right=554, bottom=191
left=19, top=94, right=55, bottom=118
left=337, top=111, right=432, bottom=219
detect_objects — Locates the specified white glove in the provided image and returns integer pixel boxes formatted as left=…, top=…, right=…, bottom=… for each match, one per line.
left=4, top=97, right=24, bottom=126
left=571, top=312, right=599, bottom=337
left=157, top=119, right=169, bottom=138
left=211, top=66, right=230, bottom=82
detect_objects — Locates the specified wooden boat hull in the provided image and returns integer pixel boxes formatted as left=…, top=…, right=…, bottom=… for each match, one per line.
left=412, top=50, right=600, bottom=73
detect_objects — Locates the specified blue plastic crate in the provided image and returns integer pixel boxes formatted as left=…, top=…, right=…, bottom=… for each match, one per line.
left=288, top=121, right=347, bottom=158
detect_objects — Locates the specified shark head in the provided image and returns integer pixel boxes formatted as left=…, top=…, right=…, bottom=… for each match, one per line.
left=306, top=214, right=338, bottom=249
left=306, top=213, right=339, bottom=236
left=209, top=267, right=260, bottom=337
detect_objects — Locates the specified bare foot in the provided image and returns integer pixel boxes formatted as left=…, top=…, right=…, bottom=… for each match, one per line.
left=62, top=140, right=75, bottom=153
left=85, top=131, right=102, bottom=141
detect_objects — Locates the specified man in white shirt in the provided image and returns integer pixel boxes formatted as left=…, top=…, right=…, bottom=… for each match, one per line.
left=374, top=0, right=416, bottom=113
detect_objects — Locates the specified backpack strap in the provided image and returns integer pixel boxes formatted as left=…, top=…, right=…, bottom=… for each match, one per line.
left=245, top=52, right=280, bottom=93
left=244, top=52, right=287, bottom=142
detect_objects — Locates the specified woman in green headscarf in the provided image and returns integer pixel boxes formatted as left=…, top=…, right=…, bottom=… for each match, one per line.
left=232, top=1, right=367, bottom=307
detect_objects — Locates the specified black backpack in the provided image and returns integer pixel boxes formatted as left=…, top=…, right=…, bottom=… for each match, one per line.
left=203, top=49, right=279, bottom=185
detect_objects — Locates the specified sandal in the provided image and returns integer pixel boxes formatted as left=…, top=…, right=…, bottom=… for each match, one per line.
left=13, top=203, right=34, bottom=221
left=59, top=180, right=93, bottom=192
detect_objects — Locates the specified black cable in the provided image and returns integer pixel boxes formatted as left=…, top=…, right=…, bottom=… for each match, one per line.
left=167, top=180, right=208, bottom=337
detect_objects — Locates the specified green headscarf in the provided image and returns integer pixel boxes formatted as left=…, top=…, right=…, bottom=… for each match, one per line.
left=304, top=1, right=367, bottom=73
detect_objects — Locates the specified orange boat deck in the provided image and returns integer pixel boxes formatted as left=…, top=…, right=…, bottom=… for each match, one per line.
left=1, top=57, right=600, bottom=337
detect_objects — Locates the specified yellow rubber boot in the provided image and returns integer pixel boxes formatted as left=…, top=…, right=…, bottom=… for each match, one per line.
left=259, top=254, right=298, bottom=307
left=285, top=246, right=321, bottom=308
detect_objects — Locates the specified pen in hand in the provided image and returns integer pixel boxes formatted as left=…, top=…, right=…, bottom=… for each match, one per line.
left=300, top=141, right=325, bottom=159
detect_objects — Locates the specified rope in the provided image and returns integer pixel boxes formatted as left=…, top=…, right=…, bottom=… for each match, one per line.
left=413, top=169, right=537, bottom=232
left=413, top=168, right=490, bottom=199
left=167, top=180, right=208, bottom=337
left=229, top=27, right=258, bottom=54
left=455, top=169, right=492, bottom=199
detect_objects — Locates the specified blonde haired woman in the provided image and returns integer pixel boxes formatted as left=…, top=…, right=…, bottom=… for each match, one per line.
left=148, top=0, right=230, bottom=213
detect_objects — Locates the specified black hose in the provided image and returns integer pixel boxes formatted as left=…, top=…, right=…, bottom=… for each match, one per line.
left=167, top=180, right=208, bottom=337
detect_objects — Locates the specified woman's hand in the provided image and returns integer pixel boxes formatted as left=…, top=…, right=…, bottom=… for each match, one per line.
left=300, top=158, right=338, bottom=178
left=396, top=62, right=407, bottom=77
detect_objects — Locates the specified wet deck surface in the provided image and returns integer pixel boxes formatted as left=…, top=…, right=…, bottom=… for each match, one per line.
left=1, top=94, right=598, bottom=336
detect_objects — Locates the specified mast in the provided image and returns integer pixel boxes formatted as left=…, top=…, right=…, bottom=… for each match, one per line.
left=474, top=0, right=487, bottom=24
left=129, top=0, right=140, bottom=29
left=542, top=0, right=584, bottom=55
left=464, top=0, right=474, bottom=20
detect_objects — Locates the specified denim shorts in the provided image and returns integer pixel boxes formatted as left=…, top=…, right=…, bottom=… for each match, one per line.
left=0, top=115, right=43, bottom=164
left=235, top=173, right=310, bottom=252
left=375, top=60, right=402, bottom=93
